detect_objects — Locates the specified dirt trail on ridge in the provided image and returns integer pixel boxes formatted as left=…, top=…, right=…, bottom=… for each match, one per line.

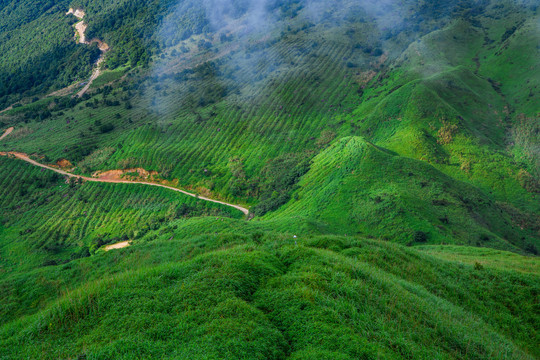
left=66, top=8, right=109, bottom=97
left=0, top=139, right=249, bottom=216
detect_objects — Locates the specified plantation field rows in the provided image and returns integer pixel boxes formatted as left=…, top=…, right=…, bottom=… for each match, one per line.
left=0, top=1, right=536, bottom=218
left=0, top=0, right=538, bottom=358
left=0, top=156, right=242, bottom=272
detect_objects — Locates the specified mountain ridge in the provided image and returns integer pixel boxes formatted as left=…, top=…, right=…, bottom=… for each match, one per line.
left=0, top=0, right=538, bottom=358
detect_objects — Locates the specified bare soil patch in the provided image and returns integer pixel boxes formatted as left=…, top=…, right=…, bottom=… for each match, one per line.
left=105, top=241, right=131, bottom=251
left=67, top=8, right=109, bottom=97
left=0, top=127, right=13, bottom=141
left=55, top=159, right=73, bottom=169
left=92, top=168, right=158, bottom=181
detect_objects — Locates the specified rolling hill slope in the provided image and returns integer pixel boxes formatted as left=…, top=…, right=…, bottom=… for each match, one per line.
left=0, top=234, right=538, bottom=359
left=264, top=136, right=538, bottom=251
left=0, top=0, right=538, bottom=358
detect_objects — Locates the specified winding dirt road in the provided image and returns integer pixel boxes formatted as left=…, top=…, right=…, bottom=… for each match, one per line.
left=0, top=129, right=249, bottom=216
left=66, top=8, right=109, bottom=98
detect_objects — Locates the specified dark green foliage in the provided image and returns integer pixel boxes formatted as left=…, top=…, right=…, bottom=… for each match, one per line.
left=0, top=0, right=99, bottom=107
left=525, top=243, right=538, bottom=255
left=99, top=123, right=114, bottom=133
left=251, top=153, right=311, bottom=216
left=414, top=230, right=428, bottom=243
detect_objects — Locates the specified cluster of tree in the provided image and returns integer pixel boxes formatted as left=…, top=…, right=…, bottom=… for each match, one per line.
left=0, top=42, right=100, bottom=109
left=3, top=0, right=516, bottom=109
left=80, top=0, right=208, bottom=68
left=12, top=96, right=84, bottom=123
left=250, top=153, right=311, bottom=216
left=0, top=0, right=103, bottom=107
left=225, top=152, right=311, bottom=216
left=0, top=0, right=70, bottom=33
left=16, top=172, right=62, bottom=197
left=174, top=202, right=230, bottom=218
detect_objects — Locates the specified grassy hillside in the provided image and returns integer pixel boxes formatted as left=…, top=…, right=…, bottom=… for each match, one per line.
left=417, top=245, right=540, bottom=274
left=264, top=136, right=538, bottom=251
left=0, top=0, right=538, bottom=357
left=0, top=235, right=538, bottom=359
left=349, top=10, right=540, bottom=212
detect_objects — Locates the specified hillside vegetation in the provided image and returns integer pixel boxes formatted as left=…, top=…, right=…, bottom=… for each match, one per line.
left=1, top=234, right=538, bottom=359
left=0, top=0, right=538, bottom=358
left=0, top=0, right=99, bottom=108
left=1, top=1, right=537, bottom=213
left=264, top=137, right=537, bottom=251
left=0, top=156, right=242, bottom=272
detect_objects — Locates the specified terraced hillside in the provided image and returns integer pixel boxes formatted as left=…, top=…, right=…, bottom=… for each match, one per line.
left=0, top=156, right=242, bottom=272
left=0, top=0, right=538, bottom=358
left=1, top=1, right=537, bottom=214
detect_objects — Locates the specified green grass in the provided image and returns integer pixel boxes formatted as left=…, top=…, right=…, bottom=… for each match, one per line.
left=417, top=245, right=540, bottom=274
left=90, top=66, right=129, bottom=89
left=348, top=16, right=539, bottom=213
left=263, top=136, right=537, bottom=252
left=0, top=234, right=537, bottom=359
left=0, top=1, right=538, bottom=357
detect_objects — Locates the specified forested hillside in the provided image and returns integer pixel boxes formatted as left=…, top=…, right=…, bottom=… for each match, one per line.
left=0, top=0, right=100, bottom=108
left=0, top=0, right=538, bottom=358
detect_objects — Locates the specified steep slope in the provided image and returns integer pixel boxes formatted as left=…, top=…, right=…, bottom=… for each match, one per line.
left=0, top=2, right=538, bottom=357
left=0, top=0, right=100, bottom=108
left=265, top=137, right=538, bottom=251
left=348, top=5, right=540, bottom=213
left=1, top=0, right=517, bottom=199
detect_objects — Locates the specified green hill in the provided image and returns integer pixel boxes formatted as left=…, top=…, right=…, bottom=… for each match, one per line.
left=1, top=234, right=538, bottom=359
left=263, top=136, right=537, bottom=251
left=0, top=156, right=242, bottom=272
left=0, top=0, right=538, bottom=358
